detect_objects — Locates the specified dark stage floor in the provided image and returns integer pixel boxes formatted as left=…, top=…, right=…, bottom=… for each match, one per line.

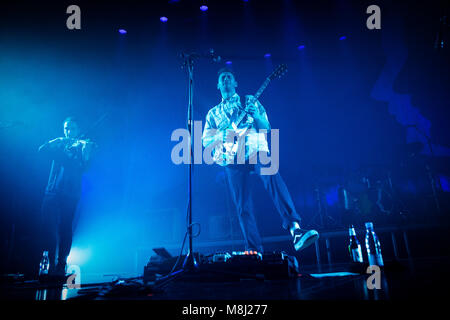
left=1, top=257, right=448, bottom=301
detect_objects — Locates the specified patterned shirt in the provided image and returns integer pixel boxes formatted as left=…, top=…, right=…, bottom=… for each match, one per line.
left=202, top=93, right=270, bottom=164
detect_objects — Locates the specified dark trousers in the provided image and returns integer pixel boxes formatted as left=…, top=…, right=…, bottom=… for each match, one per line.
left=225, top=163, right=301, bottom=252
left=40, top=193, right=78, bottom=272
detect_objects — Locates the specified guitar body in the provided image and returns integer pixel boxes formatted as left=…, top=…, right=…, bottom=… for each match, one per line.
left=213, top=124, right=251, bottom=167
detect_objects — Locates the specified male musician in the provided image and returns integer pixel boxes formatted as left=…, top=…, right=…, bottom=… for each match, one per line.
left=38, top=117, right=95, bottom=276
left=202, top=68, right=319, bottom=253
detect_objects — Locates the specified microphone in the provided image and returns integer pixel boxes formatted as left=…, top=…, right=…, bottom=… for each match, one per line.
left=179, top=50, right=221, bottom=63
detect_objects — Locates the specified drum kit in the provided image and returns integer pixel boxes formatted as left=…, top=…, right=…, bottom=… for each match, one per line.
left=308, top=165, right=408, bottom=229
left=308, top=142, right=447, bottom=229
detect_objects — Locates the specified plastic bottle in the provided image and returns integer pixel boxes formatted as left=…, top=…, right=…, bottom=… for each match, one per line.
left=39, top=251, right=50, bottom=276
left=365, top=222, right=384, bottom=267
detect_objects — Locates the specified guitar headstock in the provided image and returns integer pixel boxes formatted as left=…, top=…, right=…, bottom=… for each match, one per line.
left=268, top=63, right=288, bottom=81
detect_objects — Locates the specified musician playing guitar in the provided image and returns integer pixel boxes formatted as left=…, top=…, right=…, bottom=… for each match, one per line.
left=202, top=67, right=319, bottom=253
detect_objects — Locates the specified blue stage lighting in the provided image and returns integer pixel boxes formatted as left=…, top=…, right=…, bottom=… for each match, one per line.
left=339, top=36, right=347, bottom=40
left=118, top=29, right=127, bottom=34
left=264, top=53, right=271, bottom=58
left=297, top=45, right=305, bottom=50
left=200, top=5, right=208, bottom=12
left=225, top=61, right=232, bottom=65
left=67, top=247, right=92, bottom=266
left=160, top=16, right=168, bottom=22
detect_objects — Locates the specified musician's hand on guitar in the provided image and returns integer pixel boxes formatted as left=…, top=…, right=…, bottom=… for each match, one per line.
left=245, top=95, right=270, bottom=130
left=245, top=95, right=259, bottom=116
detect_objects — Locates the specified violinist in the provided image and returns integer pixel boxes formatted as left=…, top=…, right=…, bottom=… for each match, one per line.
left=37, top=117, right=96, bottom=277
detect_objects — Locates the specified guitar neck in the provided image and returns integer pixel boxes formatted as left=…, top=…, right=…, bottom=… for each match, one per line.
left=254, top=77, right=271, bottom=100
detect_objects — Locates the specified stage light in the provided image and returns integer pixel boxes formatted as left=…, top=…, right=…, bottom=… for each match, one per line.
left=118, top=29, right=127, bottom=34
left=200, top=5, right=208, bottom=11
left=160, top=16, right=168, bottom=22
left=67, top=246, right=92, bottom=266
left=226, top=61, right=232, bottom=65
left=297, top=45, right=305, bottom=50
left=264, top=53, right=271, bottom=58
left=339, top=36, right=347, bottom=40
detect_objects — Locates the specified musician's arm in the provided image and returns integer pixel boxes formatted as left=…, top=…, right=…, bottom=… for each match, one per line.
left=38, top=137, right=68, bottom=159
left=252, top=101, right=271, bottom=131
left=38, top=137, right=63, bottom=152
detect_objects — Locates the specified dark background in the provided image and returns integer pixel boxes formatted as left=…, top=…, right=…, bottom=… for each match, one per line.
left=0, top=0, right=449, bottom=276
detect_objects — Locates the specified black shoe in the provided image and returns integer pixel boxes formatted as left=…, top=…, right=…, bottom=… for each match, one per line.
left=293, top=229, right=319, bottom=251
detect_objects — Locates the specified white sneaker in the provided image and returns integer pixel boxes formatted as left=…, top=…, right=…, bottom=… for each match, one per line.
left=293, top=228, right=319, bottom=251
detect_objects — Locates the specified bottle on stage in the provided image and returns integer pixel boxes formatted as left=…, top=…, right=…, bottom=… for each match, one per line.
left=364, top=222, right=384, bottom=267
left=348, top=225, right=363, bottom=263
left=39, top=250, right=50, bottom=276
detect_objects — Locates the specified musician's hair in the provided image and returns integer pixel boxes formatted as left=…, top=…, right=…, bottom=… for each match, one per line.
left=63, top=116, right=79, bottom=126
left=217, top=67, right=235, bottom=79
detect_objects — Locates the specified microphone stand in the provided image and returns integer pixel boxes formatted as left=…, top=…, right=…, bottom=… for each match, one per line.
left=178, top=50, right=222, bottom=270
left=152, top=52, right=205, bottom=288
left=182, top=53, right=198, bottom=270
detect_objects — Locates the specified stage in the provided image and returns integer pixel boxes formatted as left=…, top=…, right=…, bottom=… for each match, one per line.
left=2, top=224, right=449, bottom=302
left=1, top=0, right=450, bottom=310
